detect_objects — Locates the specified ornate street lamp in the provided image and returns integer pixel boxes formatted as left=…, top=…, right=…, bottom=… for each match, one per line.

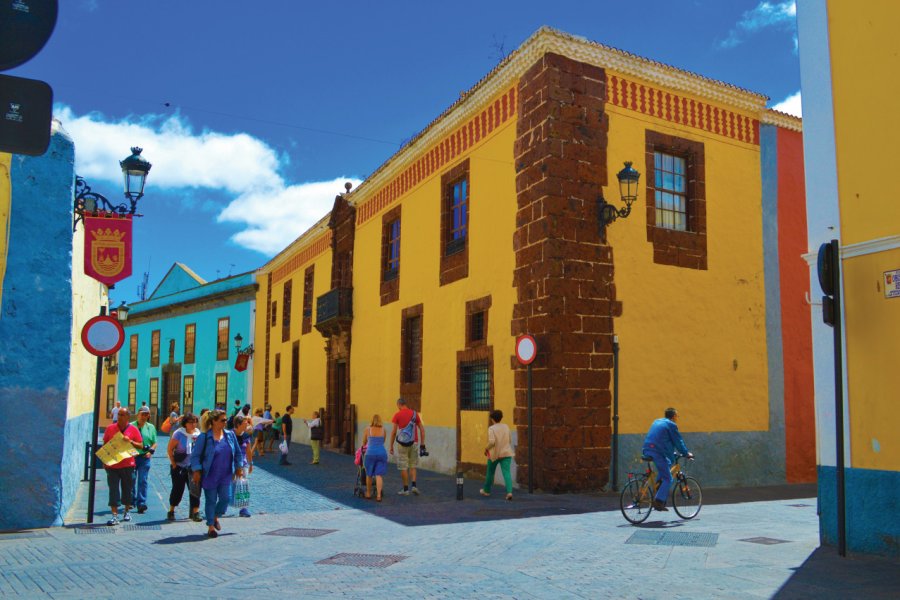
left=597, top=161, right=642, bottom=230
left=234, top=332, right=254, bottom=357
left=73, top=147, right=152, bottom=231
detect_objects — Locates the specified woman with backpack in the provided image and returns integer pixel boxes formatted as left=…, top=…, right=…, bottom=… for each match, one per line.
left=191, top=409, right=244, bottom=538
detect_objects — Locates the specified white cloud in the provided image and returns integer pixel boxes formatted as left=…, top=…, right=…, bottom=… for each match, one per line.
left=55, top=105, right=359, bottom=255
left=771, top=90, right=801, bottom=117
left=721, top=1, right=796, bottom=49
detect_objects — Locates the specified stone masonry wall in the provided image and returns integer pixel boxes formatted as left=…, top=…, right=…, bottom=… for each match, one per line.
left=512, top=53, right=620, bottom=492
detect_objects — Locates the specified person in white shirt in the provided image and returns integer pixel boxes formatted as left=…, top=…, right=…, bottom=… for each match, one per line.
left=304, top=411, right=323, bottom=465
left=109, top=401, right=122, bottom=421
left=480, top=409, right=515, bottom=501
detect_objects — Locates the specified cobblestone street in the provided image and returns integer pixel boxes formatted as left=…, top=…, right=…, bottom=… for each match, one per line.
left=0, top=444, right=897, bottom=599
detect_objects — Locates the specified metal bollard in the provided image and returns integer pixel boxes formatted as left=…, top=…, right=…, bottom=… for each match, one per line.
left=456, top=471, right=464, bottom=500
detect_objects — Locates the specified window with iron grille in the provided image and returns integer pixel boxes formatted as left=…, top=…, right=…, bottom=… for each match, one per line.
left=403, top=315, right=422, bottom=384
left=302, top=266, right=314, bottom=334
left=290, top=341, right=299, bottom=406
left=383, top=218, right=400, bottom=280
left=184, top=323, right=196, bottom=364
left=128, top=379, right=136, bottom=412
left=447, top=177, right=468, bottom=254
left=150, top=330, right=160, bottom=367
left=460, top=361, right=490, bottom=410
left=129, top=335, right=138, bottom=369
left=654, top=152, right=688, bottom=231
left=271, top=301, right=277, bottom=327
left=183, top=375, right=194, bottom=414
left=106, top=385, right=115, bottom=416
left=275, top=353, right=281, bottom=379
left=217, top=318, right=229, bottom=361
left=149, top=378, right=159, bottom=412
left=282, top=280, right=292, bottom=342
left=215, top=373, right=228, bottom=406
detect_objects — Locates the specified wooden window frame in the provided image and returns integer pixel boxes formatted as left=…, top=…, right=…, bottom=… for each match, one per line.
left=439, top=159, right=470, bottom=286
left=465, top=295, right=491, bottom=348
left=129, top=335, right=138, bottom=369
left=183, top=375, right=194, bottom=415
left=184, top=323, right=196, bottom=365
left=150, top=330, right=160, bottom=367
left=215, top=373, right=228, bottom=407
left=302, top=266, right=314, bottom=334
left=106, top=384, right=115, bottom=416
left=149, top=378, right=159, bottom=412
left=128, top=379, right=136, bottom=412
left=290, top=341, right=300, bottom=407
left=645, top=130, right=707, bottom=270
left=399, top=303, right=424, bottom=410
left=380, top=205, right=402, bottom=305
left=217, top=317, right=230, bottom=361
left=271, top=301, right=277, bottom=328
left=275, top=353, right=281, bottom=379
left=282, top=280, right=292, bottom=342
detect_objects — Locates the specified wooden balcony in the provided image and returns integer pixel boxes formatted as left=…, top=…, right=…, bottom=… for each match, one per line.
left=315, top=287, right=352, bottom=336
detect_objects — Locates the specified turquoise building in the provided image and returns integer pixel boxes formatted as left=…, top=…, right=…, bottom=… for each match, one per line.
left=118, top=264, right=258, bottom=424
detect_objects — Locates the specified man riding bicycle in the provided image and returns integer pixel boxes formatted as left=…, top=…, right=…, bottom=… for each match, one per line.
left=642, top=407, right=693, bottom=512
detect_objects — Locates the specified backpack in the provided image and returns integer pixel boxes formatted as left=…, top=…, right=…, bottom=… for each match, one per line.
left=396, top=411, right=417, bottom=446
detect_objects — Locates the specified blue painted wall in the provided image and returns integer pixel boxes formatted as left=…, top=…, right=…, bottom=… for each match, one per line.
left=818, top=466, right=900, bottom=556
left=0, top=128, right=86, bottom=529
left=118, top=270, right=256, bottom=417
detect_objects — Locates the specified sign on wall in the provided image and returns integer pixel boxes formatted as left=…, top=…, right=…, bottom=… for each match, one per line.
left=83, top=216, right=132, bottom=287
left=884, top=269, right=900, bottom=299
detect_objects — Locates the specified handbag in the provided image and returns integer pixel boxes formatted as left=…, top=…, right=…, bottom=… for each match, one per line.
left=160, top=417, right=172, bottom=434
left=189, top=432, right=209, bottom=498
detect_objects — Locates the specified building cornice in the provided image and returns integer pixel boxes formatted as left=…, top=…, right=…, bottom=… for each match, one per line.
left=126, top=283, right=258, bottom=325
left=761, top=109, right=803, bottom=132
left=802, top=235, right=900, bottom=265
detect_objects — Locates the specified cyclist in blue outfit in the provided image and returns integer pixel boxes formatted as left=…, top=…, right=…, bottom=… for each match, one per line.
left=642, top=407, right=693, bottom=511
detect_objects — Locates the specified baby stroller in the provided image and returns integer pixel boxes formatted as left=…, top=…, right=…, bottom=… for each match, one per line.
left=353, top=444, right=367, bottom=497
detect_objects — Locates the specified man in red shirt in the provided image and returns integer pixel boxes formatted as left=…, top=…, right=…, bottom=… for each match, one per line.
left=102, top=408, right=144, bottom=526
left=389, top=398, right=426, bottom=496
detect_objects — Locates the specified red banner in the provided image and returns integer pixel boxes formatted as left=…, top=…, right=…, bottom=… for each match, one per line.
left=84, top=215, right=132, bottom=287
left=235, top=354, right=249, bottom=372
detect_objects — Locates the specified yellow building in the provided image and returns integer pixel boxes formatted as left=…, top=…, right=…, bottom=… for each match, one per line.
left=254, top=28, right=811, bottom=491
left=798, top=0, right=900, bottom=556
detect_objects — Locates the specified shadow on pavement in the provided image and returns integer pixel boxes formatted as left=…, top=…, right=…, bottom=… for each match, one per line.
left=253, top=445, right=818, bottom=527
left=772, top=546, right=900, bottom=599
left=153, top=532, right=235, bottom=544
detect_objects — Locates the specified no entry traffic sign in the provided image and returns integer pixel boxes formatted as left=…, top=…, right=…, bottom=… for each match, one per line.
left=515, top=334, right=537, bottom=365
left=81, top=315, right=125, bottom=357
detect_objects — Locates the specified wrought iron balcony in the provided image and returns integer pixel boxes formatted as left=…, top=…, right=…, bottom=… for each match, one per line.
left=315, top=287, right=353, bottom=335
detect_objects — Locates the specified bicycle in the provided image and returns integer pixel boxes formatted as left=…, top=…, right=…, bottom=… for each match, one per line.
left=620, top=455, right=702, bottom=524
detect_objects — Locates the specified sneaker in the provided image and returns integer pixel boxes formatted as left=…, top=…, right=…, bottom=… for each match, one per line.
left=239, top=508, right=251, bottom=518
left=480, top=489, right=490, bottom=497
left=166, top=511, right=175, bottom=522
left=137, top=505, right=147, bottom=514
left=397, top=489, right=410, bottom=496
left=411, top=486, right=420, bottom=496
left=106, top=516, right=119, bottom=526
left=190, top=513, right=203, bottom=522
left=121, top=512, right=132, bottom=522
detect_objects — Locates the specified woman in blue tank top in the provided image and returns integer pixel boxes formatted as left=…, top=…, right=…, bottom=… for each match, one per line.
left=362, top=414, right=388, bottom=501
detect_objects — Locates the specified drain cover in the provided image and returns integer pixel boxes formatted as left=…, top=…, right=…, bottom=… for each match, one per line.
left=787, top=503, right=813, bottom=508
left=316, top=553, right=407, bottom=568
left=0, top=531, right=50, bottom=541
left=73, top=527, right=116, bottom=535
left=122, top=524, right=162, bottom=531
left=626, top=531, right=719, bottom=547
left=740, top=537, right=790, bottom=545
left=264, top=528, right=336, bottom=538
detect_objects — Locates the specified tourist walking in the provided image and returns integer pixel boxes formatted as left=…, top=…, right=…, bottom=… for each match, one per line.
left=250, top=408, right=273, bottom=458
left=103, top=408, right=143, bottom=526
left=389, top=398, right=426, bottom=495
left=361, top=414, right=388, bottom=501
left=480, top=410, right=515, bottom=501
left=109, top=401, right=122, bottom=421
left=166, top=413, right=202, bottom=522
left=191, top=410, right=244, bottom=538
left=131, top=405, right=157, bottom=514
left=266, top=410, right=281, bottom=454
left=304, top=410, right=323, bottom=464
left=279, top=406, right=295, bottom=465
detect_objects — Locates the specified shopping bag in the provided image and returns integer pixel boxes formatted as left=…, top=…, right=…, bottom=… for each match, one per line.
left=230, top=476, right=250, bottom=508
left=160, top=417, right=172, bottom=434
left=279, top=440, right=289, bottom=455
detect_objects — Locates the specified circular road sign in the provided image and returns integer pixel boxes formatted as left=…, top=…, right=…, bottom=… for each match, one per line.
left=0, top=0, right=59, bottom=71
left=81, top=315, right=125, bottom=357
left=515, top=334, right=537, bottom=366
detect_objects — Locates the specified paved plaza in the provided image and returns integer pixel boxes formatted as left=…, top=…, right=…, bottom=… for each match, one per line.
left=0, top=443, right=897, bottom=599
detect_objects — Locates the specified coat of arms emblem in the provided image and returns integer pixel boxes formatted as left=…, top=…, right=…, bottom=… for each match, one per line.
left=91, top=227, right=126, bottom=278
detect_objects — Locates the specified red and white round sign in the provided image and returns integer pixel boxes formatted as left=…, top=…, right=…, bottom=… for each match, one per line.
left=515, top=334, right=537, bottom=366
left=81, top=315, right=125, bottom=357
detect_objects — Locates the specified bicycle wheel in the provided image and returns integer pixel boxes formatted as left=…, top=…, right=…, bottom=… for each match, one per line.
left=671, top=476, right=702, bottom=519
left=620, top=479, right=653, bottom=524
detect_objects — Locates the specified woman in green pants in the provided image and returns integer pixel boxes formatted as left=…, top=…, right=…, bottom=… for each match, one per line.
left=480, top=409, right=515, bottom=501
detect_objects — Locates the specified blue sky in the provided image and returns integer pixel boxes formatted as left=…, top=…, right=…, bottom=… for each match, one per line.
left=10, top=0, right=800, bottom=304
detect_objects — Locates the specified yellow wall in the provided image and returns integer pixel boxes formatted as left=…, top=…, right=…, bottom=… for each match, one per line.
left=0, top=153, right=10, bottom=307
left=604, top=72, right=769, bottom=435
left=351, top=94, right=518, bottom=434
left=828, top=0, right=900, bottom=473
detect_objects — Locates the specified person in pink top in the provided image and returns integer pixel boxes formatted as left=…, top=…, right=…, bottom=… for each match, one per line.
left=102, top=407, right=144, bottom=526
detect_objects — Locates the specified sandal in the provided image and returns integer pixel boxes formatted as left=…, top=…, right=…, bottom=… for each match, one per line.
left=506, top=494, right=513, bottom=501
left=479, top=490, right=490, bottom=497
left=376, top=494, right=382, bottom=502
